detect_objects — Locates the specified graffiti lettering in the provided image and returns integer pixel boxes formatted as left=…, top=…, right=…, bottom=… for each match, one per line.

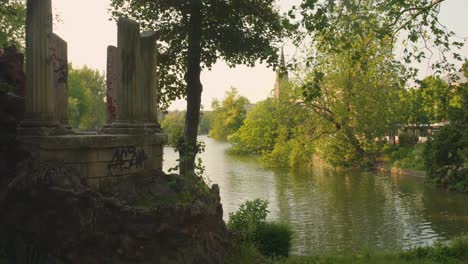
left=107, top=146, right=147, bottom=176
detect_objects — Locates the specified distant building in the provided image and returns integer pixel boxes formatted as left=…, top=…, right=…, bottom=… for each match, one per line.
left=273, top=48, right=289, bottom=99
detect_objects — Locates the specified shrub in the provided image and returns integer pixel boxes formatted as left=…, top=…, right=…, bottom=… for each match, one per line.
left=424, top=123, right=468, bottom=192
left=225, top=242, right=265, bottom=264
left=392, top=144, right=426, bottom=171
left=228, top=199, right=269, bottom=241
left=400, top=235, right=468, bottom=262
left=255, top=222, right=293, bottom=258
left=228, top=199, right=293, bottom=259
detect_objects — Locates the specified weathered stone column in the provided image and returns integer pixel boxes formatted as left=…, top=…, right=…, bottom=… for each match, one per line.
left=105, top=46, right=119, bottom=124
left=19, top=0, right=58, bottom=133
left=113, top=17, right=140, bottom=127
left=140, top=31, right=159, bottom=128
left=51, top=33, right=71, bottom=130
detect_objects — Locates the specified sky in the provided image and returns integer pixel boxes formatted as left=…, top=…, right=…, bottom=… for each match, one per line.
left=52, top=0, right=468, bottom=111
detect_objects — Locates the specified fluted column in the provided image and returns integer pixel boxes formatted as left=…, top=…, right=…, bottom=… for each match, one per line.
left=51, top=33, right=70, bottom=129
left=113, top=17, right=139, bottom=127
left=140, top=31, right=159, bottom=127
left=20, top=0, right=57, bottom=128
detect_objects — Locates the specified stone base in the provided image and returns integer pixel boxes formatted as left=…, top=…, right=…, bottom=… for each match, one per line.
left=17, top=133, right=166, bottom=190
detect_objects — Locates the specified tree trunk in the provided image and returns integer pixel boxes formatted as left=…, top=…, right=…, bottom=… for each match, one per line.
left=179, top=0, right=202, bottom=176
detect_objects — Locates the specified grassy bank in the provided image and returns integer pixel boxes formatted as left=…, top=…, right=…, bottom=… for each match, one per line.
left=381, top=144, right=426, bottom=171
left=228, top=236, right=468, bottom=264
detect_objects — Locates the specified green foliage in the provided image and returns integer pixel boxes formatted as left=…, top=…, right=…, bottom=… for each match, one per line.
left=301, top=37, right=404, bottom=167
left=384, top=144, right=426, bottom=171
left=230, top=81, right=316, bottom=168
left=419, top=76, right=452, bottom=123
left=292, top=0, right=462, bottom=167
left=228, top=199, right=269, bottom=241
left=0, top=1, right=26, bottom=50
left=225, top=242, right=265, bottom=264
left=229, top=99, right=278, bottom=155
left=228, top=199, right=293, bottom=260
left=228, top=235, right=468, bottom=264
left=298, top=0, right=463, bottom=77
left=401, top=77, right=453, bottom=125
left=209, top=88, right=249, bottom=141
left=401, top=236, right=468, bottom=263
left=255, top=222, right=293, bottom=258
left=160, top=110, right=213, bottom=147
left=424, top=125, right=468, bottom=192
left=424, top=82, right=468, bottom=193
left=67, top=65, right=106, bottom=131
left=161, top=111, right=185, bottom=148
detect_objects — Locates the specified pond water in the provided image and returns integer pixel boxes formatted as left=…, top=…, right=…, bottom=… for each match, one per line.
left=163, top=135, right=468, bottom=255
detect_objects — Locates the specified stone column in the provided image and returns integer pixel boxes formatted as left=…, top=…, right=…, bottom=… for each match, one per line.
left=51, top=33, right=71, bottom=130
left=140, top=31, right=159, bottom=128
left=113, top=17, right=140, bottom=127
left=105, top=46, right=119, bottom=124
left=20, top=0, right=58, bottom=132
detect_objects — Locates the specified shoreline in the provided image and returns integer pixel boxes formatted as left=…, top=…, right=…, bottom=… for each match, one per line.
left=374, top=161, right=426, bottom=178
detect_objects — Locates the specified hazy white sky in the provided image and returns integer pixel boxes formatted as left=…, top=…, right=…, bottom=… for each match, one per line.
left=52, top=0, right=468, bottom=111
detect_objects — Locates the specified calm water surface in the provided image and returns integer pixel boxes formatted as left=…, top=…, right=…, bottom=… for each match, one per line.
left=164, top=135, right=468, bottom=255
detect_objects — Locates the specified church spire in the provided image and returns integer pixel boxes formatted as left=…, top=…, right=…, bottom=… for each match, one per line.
left=274, top=47, right=288, bottom=98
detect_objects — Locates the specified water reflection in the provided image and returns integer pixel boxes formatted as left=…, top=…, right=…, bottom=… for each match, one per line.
left=163, top=136, right=468, bottom=255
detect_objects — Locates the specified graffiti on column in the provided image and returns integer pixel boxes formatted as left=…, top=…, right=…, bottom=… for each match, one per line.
left=107, top=146, right=147, bottom=176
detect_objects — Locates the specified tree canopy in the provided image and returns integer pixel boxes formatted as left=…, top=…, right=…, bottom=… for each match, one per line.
left=0, top=1, right=26, bottom=50
left=294, top=0, right=463, bottom=78
left=67, top=65, right=106, bottom=131
left=209, top=87, right=249, bottom=141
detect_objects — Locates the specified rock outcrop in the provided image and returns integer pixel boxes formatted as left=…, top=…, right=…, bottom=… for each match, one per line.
left=0, top=167, right=231, bottom=264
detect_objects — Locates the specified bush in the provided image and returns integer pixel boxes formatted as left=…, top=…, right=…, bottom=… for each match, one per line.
left=228, top=199, right=293, bottom=259
left=424, top=123, right=468, bottom=192
left=228, top=199, right=269, bottom=241
left=400, top=235, right=468, bottom=262
left=255, top=222, right=293, bottom=258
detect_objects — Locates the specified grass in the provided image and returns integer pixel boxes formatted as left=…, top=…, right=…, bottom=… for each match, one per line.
left=227, top=236, right=468, bottom=264
left=381, top=144, right=426, bottom=171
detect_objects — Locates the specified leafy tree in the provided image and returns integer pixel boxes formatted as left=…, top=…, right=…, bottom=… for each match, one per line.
left=161, top=110, right=186, bottom=148
left=400, top=87, right=430, bottom=126
left=67, top=65, right=106, bottom=130
left=209, top=88, right=249, bottom=141
left=293, top=0, right=462, bottom=166
left=425, top=62, right=468, bottom=192
left=110, top=0, right=288, bottom=176
left=301, top=37, right=405, bottom=166
left=420, top=76, right=452, bottom=123
left=160, top=109, right=212, bottom=147
left=231, top=80, right=316, bottom=167
left=296, top=0, right=463, bottom=77
left=399, top=76, right=452, bottom=136
left=0, top=0, right=26, bottom=50
left=230, top=98, right=278, bottom=155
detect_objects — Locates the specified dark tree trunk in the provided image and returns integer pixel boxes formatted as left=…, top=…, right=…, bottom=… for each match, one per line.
left=179, top=0, right=202, bottom=176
